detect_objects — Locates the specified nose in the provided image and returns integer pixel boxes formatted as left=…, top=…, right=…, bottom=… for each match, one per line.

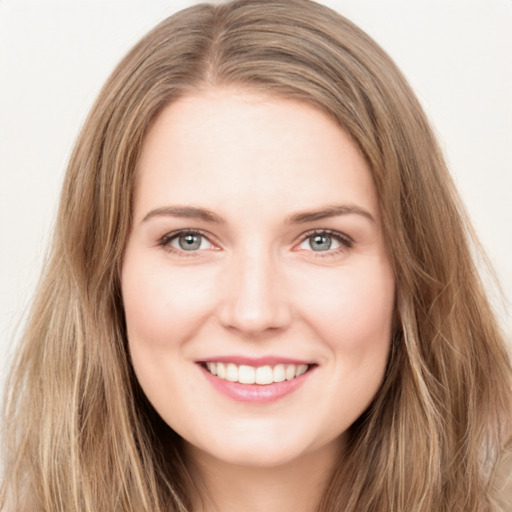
left=216, top=248, right=293, bottom=336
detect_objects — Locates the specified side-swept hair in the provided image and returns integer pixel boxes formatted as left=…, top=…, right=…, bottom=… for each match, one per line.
left=2, top=1, right=511, bottom=510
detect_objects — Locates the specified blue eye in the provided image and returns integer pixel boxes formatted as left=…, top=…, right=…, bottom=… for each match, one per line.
left=298, top=230, right=352, bottom=253
left=160, top=230, right=214, bottom=252
left=308, top=234, right=336, bottom=251
left=173, top=233, right=205, bottom=251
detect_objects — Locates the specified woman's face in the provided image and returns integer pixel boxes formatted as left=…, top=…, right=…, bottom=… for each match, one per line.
left=122, top=87, right=395, bottom=469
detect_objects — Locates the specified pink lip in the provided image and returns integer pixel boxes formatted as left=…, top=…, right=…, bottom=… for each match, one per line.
left=198, top=355, right=313, bottom=366
left=197, top=363, right=315, bottom=404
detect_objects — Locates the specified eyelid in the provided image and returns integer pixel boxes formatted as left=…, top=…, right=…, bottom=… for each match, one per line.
left=157, top=228, right=354, bottom=257
left=158, top=229, right=220, bottom=254
left=294, top=229, right=354, bottom=254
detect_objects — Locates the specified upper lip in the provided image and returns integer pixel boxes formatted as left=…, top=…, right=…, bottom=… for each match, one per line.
left=197, top=355, right=315, bottom=366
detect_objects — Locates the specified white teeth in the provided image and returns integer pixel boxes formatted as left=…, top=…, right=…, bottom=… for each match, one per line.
left=296, top=364, right=308, bottom=377
left=285, top=364, right=296, bottom=380
left=204, top=362, right=311, bottom=385
left=238, top=365, right=255, bottom=384
left=225, top=363, right=238, bottom=382
left=273, top=364, right=286, bottom=382
left=217, top=362, right=226, bottom=379
left=255, top=365, right=273, bottom=385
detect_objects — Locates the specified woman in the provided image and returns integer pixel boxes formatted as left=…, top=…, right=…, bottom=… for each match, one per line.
left=1, top=0, right=511, bottom=510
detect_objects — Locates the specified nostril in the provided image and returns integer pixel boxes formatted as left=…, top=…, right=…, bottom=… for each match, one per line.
left=217, top=297, right=293, bottom=336
left=215, top=260, right=293, bottom=335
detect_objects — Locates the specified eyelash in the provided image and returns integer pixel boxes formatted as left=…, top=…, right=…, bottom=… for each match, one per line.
left=157, top=229, right=354, bottom=258
left=157, top=229, right=214, bottom=258
left=297, top=229, right=353, bottom=257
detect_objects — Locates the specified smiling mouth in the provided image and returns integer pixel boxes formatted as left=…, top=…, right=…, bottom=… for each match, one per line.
left=200, top=362, right=314, bottom=385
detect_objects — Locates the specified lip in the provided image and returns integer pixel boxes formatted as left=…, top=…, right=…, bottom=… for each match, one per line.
left=197, top=360, right=316, bottom=404
left=198, top=355, right=314, bottom=366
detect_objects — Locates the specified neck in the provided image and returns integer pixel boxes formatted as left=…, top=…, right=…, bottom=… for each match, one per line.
left=184, top=440, right=341, bottom=512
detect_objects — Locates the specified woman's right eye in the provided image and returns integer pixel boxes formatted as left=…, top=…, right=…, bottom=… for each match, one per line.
left=159, top=230, right=215, bottom=253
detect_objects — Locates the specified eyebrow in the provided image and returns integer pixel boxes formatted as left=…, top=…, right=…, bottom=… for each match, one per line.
left=142, top=206, right=225, bottom=224
left=142, top=204, right=375, bottom=225
left=287, top=204, right=375, bottom=224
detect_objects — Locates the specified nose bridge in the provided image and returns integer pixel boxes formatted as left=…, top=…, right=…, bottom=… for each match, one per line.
left=218, top=241, right=291, bottom=335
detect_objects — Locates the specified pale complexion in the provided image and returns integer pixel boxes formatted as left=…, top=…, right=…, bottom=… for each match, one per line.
left=121, top=87, right=395, bottom=512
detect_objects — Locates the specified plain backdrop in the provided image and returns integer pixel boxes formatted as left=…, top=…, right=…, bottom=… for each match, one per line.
left=1, top=0, right=511, bottom=392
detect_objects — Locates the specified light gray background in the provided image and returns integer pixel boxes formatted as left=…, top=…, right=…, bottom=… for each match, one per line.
left=1, top=0, right=511, bottom=390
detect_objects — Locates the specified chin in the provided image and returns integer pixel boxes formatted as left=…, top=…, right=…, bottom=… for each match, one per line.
left=192, top=444, right=307, bottom=469
left=183, top=422, right=341, bottom=470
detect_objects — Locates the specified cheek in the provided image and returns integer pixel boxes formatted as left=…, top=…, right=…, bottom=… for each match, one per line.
left=293, top=258, right=395, bottom=359
left=121, top=254, right=220, bottom=420
left=294, top=260, right=395, bottom=390
left=121, top=255, right=219, bottom=348
left=300, top=262, right=394, bottom=429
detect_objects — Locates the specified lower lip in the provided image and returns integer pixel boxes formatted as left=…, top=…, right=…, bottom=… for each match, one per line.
left=198, top=364, right=313, bottom=404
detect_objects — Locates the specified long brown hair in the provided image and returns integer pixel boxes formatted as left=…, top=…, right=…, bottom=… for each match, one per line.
left=2, top=1, right=511, bottom=510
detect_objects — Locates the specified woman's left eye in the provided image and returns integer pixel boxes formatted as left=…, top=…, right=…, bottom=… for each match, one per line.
left=159, top=231, right=214, bottom=252
left=297, top=231, right=353, bottom=253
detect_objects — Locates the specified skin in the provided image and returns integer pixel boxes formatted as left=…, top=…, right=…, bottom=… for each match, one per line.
left=121, top=87, right=395, bottom=512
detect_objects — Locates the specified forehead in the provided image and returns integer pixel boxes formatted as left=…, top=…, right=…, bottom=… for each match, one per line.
left=134, top=87, right=378, bottom=223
